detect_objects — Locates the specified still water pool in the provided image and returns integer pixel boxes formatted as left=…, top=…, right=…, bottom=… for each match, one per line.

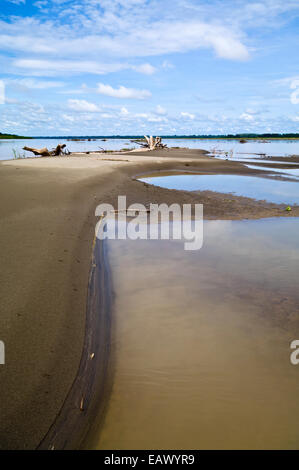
left=139, top=172, right=299, bottom=205
left=85, top=218, right=299, bottom=450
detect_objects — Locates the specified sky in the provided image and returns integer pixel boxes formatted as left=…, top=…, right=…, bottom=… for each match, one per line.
left=0, top=0, right=298, bottom=136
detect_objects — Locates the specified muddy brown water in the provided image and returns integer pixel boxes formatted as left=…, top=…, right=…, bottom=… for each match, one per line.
left=85, top=218, right=299, bottom=449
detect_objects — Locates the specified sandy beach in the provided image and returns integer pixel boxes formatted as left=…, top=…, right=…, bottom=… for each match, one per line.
left=1, top=148, right=299, bottom=449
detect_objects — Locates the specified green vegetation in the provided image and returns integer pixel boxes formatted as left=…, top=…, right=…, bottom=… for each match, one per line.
left=3, top=132, right=299, bottom=140
left=192, top=133, right=299, bottom=139
left=0, top=132, right=32, bottom=139
left=12, top=148, right=26, bottom=159
left=160, top=133, right=299, bottom=139
left=36, top=133, right=299, bottom=140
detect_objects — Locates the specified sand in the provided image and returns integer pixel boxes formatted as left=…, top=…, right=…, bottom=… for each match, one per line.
left=0, top=148, right=298, bottom=449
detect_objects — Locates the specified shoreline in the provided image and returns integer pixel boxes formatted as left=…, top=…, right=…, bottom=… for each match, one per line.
left=2, top=136, right=299, bottom=141
left=38, top=237, right=113, bottom=450
left=1, top=148, right=299, bottom=449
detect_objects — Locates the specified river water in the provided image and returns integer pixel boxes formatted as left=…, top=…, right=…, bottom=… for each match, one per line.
left=0, top=138, right=298, bottom=161
left=87, top=218, right=299, bottom=450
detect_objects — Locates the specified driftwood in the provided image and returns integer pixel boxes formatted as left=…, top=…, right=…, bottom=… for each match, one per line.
left=23, top=144, right=67, bottom=157
left=131, top=136, right=167, bottom=150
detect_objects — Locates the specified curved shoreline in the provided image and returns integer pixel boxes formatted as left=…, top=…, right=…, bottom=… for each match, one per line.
left=1, top=148, right=299, bottom=449
left=38, top=237, right=113, bottom=450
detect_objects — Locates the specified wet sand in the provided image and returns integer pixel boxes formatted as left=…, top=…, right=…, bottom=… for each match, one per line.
left=0, top=148, right=299, bottom=449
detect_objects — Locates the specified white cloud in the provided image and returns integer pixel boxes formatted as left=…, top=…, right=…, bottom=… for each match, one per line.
left=240, top=112, right=255, bottom=121
left=182, top=0, right=299, bottom=30
left=147, top=116, right=168, bottom=122
left=132, top=63, right=157, bottom=75
left=62, top=113, right=75, bottom=122
left=181, top=112, right=195, bottom=120
left=13, top=59, right=129, bottom=76
left=161, top=60, right=174, bottom=70
left=1, top=0, right=299, bottom=135
left=120, top=107, right=129, bottom=115
left=34, top=1, right=48, bottom=8
left=100, top=113, right=114, bottom=119
left=12, top=58, right=157, bottom=77
left=97, top=83, right=151, bottom=99
left=67, top=99, right=100, bottom=112
left=244, top=108, right=268, bottom=116
left=2, top=95, right=299, bottom=136
left=135, top=113, right=149, bottom=118
left=4, top=97, right=19, bottom=104
left=155, top=105, right=167, bottom=115
left=10, top=78, right=64, bottom=89
left=274, top=75, right=299, bottom=86
left=2, top=0, right=299, bottom=73
left=245, top=108, right=257, bottom=115
left=5, top=0, right=25, bottom=4
left=0, top=12, right=249, bottom=63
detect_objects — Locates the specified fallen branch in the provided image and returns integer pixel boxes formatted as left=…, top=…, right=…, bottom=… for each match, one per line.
left=23, top=144, right=67, bottom=157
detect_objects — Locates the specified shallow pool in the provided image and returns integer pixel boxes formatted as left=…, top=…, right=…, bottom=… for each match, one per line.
left=139, top=173, right=299, bottom=205
left=86, top=218, right=299, bottom=449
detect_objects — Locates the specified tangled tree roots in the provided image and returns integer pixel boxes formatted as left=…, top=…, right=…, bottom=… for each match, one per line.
left=131, top=135, right=167, bottom=150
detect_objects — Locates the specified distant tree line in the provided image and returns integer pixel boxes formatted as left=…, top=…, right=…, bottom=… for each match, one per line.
left=1, top=132, right=299, bottom=140
left=0, top=132, right=32, bottom=139
left=159, top=133, right=299, bottom=139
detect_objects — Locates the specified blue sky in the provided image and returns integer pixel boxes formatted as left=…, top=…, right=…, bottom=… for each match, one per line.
left=0, top=0, right=298, bottom=136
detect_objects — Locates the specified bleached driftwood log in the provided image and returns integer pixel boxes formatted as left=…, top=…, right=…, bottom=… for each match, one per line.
left=131, top=136, right=167, bottom=150
left=23, top=144, right=67, bottom=157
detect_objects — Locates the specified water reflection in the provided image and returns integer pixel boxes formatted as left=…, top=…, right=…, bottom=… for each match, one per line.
left=87, top=218, right=299, bottom=450
left=139, top=173, right=299, bottom=205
